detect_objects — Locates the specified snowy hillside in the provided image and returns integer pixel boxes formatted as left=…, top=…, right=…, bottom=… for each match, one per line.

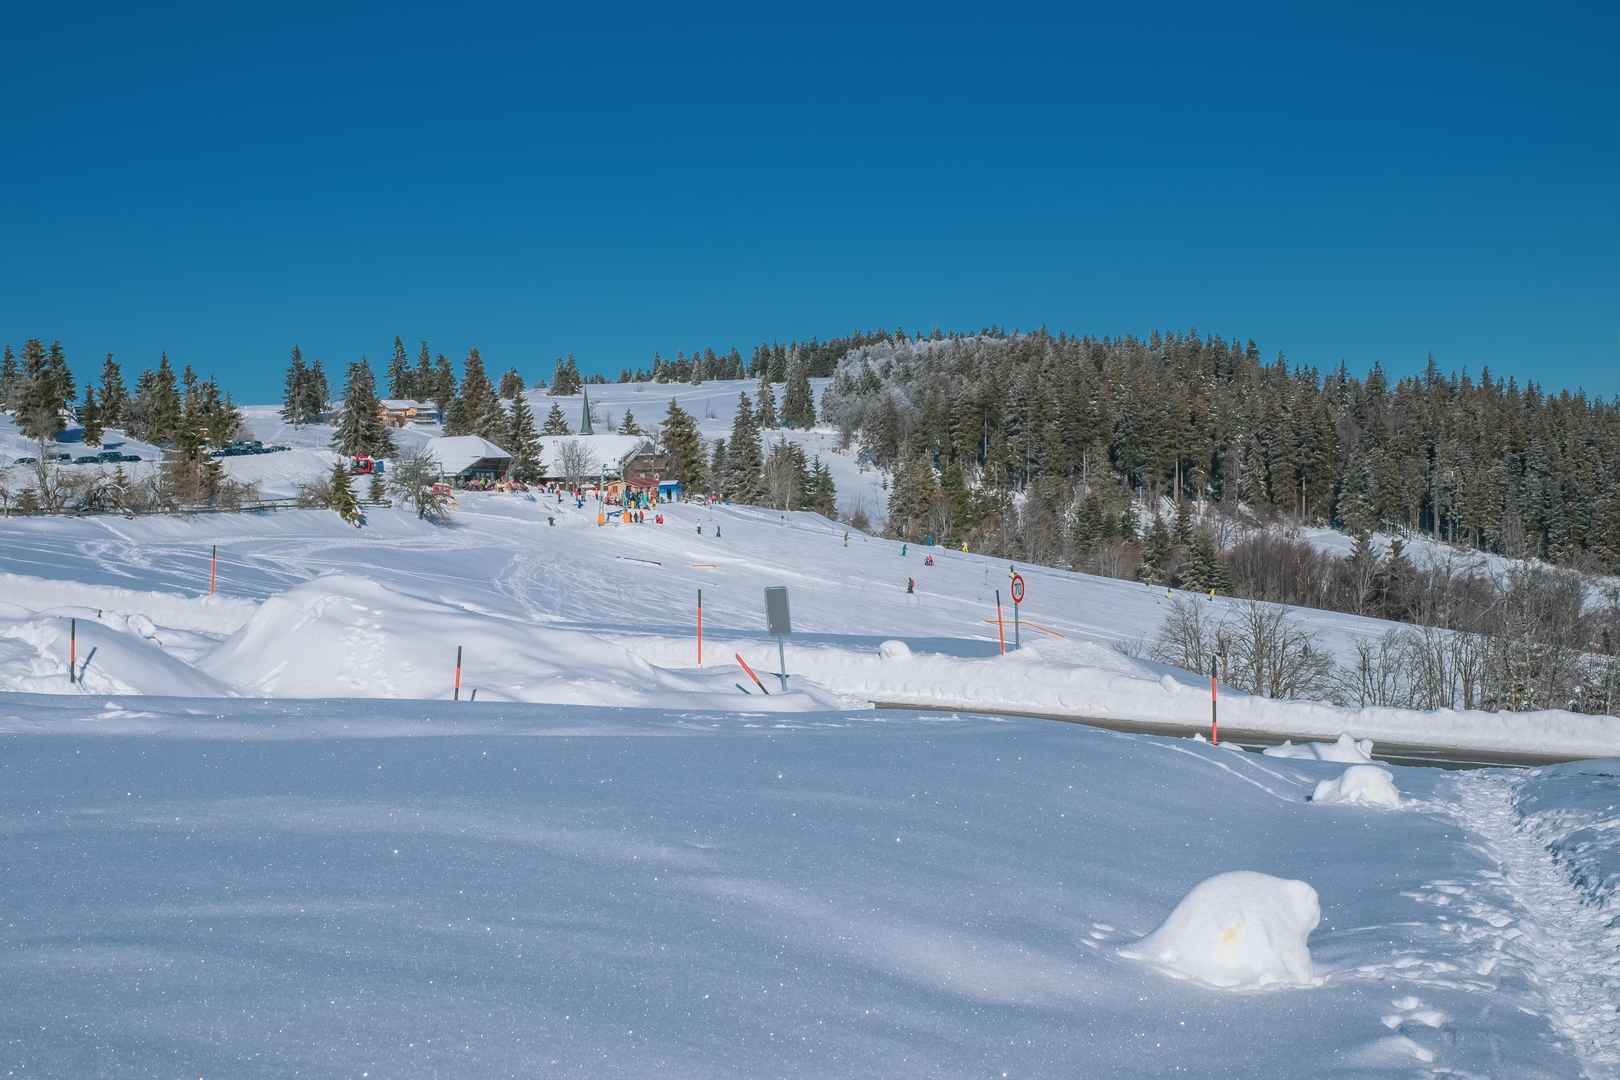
left=1, top=494, right=1616, bottom=758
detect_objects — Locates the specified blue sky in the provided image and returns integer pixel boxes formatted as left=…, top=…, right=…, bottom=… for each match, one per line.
left=2, top=2, right=1616, bottom=402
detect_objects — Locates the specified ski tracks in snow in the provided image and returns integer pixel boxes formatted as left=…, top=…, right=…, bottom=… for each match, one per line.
left=1445, top=771, right=1620, bottom=1077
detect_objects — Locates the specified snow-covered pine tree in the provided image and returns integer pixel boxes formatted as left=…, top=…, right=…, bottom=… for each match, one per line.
left=542, top=401, right=570, bottom=436
left=328, top=459, right=363, bottom=526
left=507, top=393, right=542, bottom=481
left=725, top=395, right=764, bottom=502
left=387, top=337, right=410, bottom=400
left=661, top=399, right=704, bottom=493
left=97, top=354, right=127, bottom=429
left=281, top=346, right=309, bottom=424
left=330, top=359, right=395, bottom=457
left=755, top=379, right=778, bottom=429
left=781, top=359, right=815, bottom=429
left=80, top=386, right=103, bottom=447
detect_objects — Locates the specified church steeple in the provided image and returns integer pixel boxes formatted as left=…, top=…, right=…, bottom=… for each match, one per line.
left=579, top=384, right=594, bottom=435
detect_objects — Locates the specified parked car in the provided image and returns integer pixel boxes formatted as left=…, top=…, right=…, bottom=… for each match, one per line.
left=51, top=453, right=72, bottom=463
left=98, top=450, right=123, bottom=462
left=15, top=456, right=36, bottom=465
left=74, top=455, right=101, bottom=465
left=120, top=454, right=141, bottom=463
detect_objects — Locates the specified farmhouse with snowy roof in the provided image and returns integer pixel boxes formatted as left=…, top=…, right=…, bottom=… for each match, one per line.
left=424, top=435, right=511, bottom=484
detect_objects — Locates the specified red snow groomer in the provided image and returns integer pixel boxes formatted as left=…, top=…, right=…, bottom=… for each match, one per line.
left=350, top=455, right=376, bottom=475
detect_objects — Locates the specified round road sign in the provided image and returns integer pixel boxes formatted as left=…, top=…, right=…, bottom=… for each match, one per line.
left=1010, top=574, right=1025, bottom=605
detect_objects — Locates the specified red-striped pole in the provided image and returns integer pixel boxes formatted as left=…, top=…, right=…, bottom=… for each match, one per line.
left=995, top=590, right=1006, bottom=656
left=454, top=645, right=463, bottom=701
left=69, top=618, right=76, bottom=685
left=209, top=544, right=217, bottom=595
left=1210, top=657, right=1219, bottom=745
left=697, top=588, right=703, bottom=667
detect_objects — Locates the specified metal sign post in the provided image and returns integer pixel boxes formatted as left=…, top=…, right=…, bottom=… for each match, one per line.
left=764, top=586, right=791, bottom=692
left=1009, top=572, right=1025, bottom=650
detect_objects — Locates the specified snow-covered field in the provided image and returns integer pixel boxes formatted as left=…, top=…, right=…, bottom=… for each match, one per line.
left=4, top=404, right=1620, bottom=1075
left=3, top=691, right=1616, bottom=1077
left=1, top=491, right=1616, bottom=757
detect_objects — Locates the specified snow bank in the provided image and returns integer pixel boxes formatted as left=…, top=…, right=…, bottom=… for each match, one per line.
left=1311, top=765, right=1401, bottom=807
left=1264, top=734, right=1375, bottom=763
left=201, top=573, right=842, bottom=710
left=0, top=571, right=257, bottom=634
left=0, top=605, right=236, bottom=696
left=1121, top=871, right=1321, bottom=990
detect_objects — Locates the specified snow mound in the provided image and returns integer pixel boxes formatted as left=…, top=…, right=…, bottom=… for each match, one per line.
left=1121, top=871, right=1321, bottom=989
left=1263, top=734, right=1374, bottom=763
left=0, top=608, right=234, bottom=697
left=1311, top=765, right=1401, bottom=807
left=200, top=573, right=840, bottom=710
left=878, top=640, right=912, bottom=660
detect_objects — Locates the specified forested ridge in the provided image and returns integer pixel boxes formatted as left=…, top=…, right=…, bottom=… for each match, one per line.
left=815, top=329, right=1620, bottom=575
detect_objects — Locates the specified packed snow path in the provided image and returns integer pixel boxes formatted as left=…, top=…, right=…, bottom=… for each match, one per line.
left=1447, top=772, right=1620, bottom=1076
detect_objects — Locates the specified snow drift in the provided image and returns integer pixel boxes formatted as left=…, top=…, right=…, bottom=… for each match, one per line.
left=1264, top=734, right=1375, bottom=763
left=200, top=573, right=839, bottom=709
left=1311, top=765, right=1401, bottom=807
left=1121, top=871, right=1321, bottom=990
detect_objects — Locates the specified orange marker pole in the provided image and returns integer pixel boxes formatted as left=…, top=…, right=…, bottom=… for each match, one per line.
left=697, top=588, right=703, bottom=667
left=1210, top=657, right=1219, bottom=745
left=735, top=652, right=770, bottom=695
left=69, top=618, right=77, bottom=685
left=995, top=590, right=1006, bottom=656
left=209, top=544, right=217, bottom=595
left=454, top=645, right=463, bottom=702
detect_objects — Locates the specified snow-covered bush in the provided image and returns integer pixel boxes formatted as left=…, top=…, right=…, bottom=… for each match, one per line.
left=1121, top=871, right=1321, bottom=989
left=1310, top=764, right=1400, bottom=807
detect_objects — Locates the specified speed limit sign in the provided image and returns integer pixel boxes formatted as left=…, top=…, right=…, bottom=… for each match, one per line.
left=1010, top=573, right=1025, bottom=605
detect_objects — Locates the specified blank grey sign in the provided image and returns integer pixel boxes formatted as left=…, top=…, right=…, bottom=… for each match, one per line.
left=764, top=586, right=791, bottom=637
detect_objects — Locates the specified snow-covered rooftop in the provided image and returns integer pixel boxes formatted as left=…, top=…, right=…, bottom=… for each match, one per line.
left=378, top=399, right=426, bottom=410
left=425, top=434, right=511, bottom=476
left=535, top=433, right=649, bottom=471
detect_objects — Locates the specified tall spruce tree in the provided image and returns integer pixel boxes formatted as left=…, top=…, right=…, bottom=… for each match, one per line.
left=431, top=354, right=457, bottom=418
left=80, top=386, right=103, bottom=446
left=725, top=394, right=764, bottom=502
left=96, top=354, right=127, bottom=429
left=281, top=346, right=311, bottom=424
left=387, top=337, right=410, bottom=399
left=497, top=368, right=525, bottom=399
left=330, top=359, right=396, bottom=457
left=506, top=393, right=542, bottom=481
left=660, top=399, right=704, bottom=493
left=781, top=360, right=815, bottom=428
left=755, top=379, right=778, bottom=429
left=413, top=341, right=433, bottom=402
left=0, top=344, right=17, bottom=410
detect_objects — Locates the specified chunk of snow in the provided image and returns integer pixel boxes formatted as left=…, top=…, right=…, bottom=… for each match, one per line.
left=1121, top=871, right=1321, bottom=989
left=1311, top=765, right=1401, bottom=807
left=878, top=640, right=912, bottom=660
left=1263, top=733, right=1374, bottom=763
